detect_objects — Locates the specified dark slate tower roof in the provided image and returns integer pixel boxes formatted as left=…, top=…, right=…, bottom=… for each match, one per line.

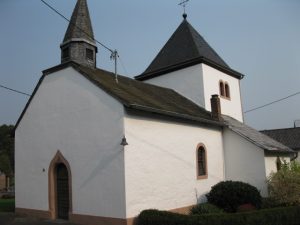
left=62, top=0, right=95, bottom=44
left=135, top=17, right=243, bottom=80
left=60, top=0, right=97, bottom=68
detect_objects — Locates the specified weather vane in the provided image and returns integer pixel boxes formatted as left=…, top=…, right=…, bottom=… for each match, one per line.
left=178, top=0, right=189, bottom=17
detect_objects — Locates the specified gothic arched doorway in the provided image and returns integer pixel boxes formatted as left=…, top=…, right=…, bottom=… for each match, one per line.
left=49, top=151, right=72, bottom=220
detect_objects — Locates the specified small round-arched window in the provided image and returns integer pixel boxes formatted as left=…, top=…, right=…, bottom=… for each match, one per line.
left=196, top=144, right=207, bottom=179
left=219, top=81, right=225, bottom=97
left=225, top=83, right=230, bottom=98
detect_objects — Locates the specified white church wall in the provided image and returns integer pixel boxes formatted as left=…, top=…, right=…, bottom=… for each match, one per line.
left=264, top=155, right=291, bottom=177
left=123, top=113, right=224, bottom=218
left=202, top=64, right=243, bottom=122
left=144, top=64, right=205, bottom=107
left=223, top=128, right=268, bottom=196
left=15, top=67, right=127, bottom=218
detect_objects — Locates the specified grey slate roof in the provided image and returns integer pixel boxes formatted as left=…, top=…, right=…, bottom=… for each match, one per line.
left=135, top=18, right=243, bottom=80
left=261, top=127, right=300, bottom=150
left=62, top=0, right=95, bottom=44
left=40, top=62, right=222, bottom=127
left=223, top=115, right=294, bottom=153
left=15, top=62, right=293, bottom=155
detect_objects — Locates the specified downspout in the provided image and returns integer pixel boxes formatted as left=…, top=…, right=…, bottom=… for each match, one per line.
left=291, top=151, right=298, bottom=161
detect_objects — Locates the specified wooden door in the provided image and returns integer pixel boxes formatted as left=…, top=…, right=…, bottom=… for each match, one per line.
left=56, top=163, right=69, bottom=220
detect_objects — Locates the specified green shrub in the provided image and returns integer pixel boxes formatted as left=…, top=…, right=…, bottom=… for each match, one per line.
left=206, top=181, right=262, bottom=212
left=261, top=197, right=283, bottom=209
left=137, top=206, right=300, bottom=225
left=0, top=199, right=15, bottom=212
left=267, top=160, right=300, bottom=206
left=190, top=203, right=223, bottom=215
left=138, top=210, right=189, bottom=225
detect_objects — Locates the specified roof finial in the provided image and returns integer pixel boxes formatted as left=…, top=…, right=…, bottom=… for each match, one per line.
left=178, top=0, right=189, bottom=19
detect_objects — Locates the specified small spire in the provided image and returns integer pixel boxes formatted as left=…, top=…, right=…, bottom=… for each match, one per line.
left=183, top=13, right=187, bottom=19
left=60, top=0, right=98, bottom=68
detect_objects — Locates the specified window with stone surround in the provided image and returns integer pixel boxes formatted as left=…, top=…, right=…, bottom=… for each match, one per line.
left=197, top=144, right=207, bottom=179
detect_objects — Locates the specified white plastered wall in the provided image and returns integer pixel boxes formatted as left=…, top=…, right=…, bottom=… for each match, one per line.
left=264, top=155, right=291, bottom=177
left=15, top=67, right=126, bottom=218
left=143, top=64, right=243, bottom=122
left=202, top=64, right=243, bottom=122
left=223, top=128, right=268, bottom=196
left=124, top=113, right=224, bottom=218
left=144, top=65, right=205, bottom=107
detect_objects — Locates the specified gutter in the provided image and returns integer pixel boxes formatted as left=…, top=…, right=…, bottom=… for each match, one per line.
left=127, top=104, right=224, bottom=127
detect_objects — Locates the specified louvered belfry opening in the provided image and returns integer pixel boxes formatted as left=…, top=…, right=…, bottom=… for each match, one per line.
left=56, top=163, right=69, bottom=220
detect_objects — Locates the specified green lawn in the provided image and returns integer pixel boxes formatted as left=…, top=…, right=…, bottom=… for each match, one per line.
left=0, top=198, right=15, bottom=212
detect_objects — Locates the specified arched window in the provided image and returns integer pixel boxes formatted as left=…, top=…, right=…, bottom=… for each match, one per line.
left=196, top=144, right=207, bottom=179
left=219, top=81, right=225, bottom=97
left=225, top=83, right=230, bottom=98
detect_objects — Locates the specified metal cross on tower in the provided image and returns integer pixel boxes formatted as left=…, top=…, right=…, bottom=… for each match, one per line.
left=178, top=0, right=189, bottom=15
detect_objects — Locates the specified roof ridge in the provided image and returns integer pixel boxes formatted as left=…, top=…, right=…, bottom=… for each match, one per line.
left=186, top=22, right=229, bottom=67
left=136, top=18, right=242, bottom=80
left=261, top=127, right=300, bottom=132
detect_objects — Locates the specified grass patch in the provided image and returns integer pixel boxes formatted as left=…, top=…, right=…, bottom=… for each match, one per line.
left=0, top=199, right=15, bottom=212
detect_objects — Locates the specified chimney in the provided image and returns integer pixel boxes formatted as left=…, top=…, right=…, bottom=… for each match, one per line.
left=211, top=94, right=222, bottom=121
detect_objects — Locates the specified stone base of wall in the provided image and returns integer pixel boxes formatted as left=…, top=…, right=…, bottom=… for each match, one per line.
left=16, top=208, right=51, bottom=219
left=70, top=213, right=134, bottom=225
left=15, top=204, right=194, bottom=225
left=15, top=208, right=135, bottom=225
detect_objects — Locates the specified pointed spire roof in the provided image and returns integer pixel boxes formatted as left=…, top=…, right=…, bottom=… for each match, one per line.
left=136, top=18, right=243, bottom=80
left=62, top=0, right=96, bottom=46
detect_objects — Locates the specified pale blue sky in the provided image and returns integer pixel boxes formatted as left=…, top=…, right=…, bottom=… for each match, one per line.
left=0, top=0, right=299, bottom=130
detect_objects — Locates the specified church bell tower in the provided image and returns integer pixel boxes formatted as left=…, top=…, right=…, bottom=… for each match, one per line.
left=60, top=0, right=97, bottom=68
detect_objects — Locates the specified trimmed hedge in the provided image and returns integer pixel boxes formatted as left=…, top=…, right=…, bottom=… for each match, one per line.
left=190, top=203, right=223, bottom=215
left=206, top=181, right=262, bottom=212
left=137, top=206, right=300, bottom=225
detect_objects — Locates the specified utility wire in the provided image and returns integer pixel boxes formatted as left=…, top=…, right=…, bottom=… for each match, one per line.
left=119, top=56, right=129, bottom=75
left=40, top=0, right=113, bottom=53
left=244, top=91, right=300, bottom=114
left=0, top=84, right=31, bottom=97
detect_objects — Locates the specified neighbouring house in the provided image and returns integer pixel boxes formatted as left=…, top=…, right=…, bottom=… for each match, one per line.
left=14, top=1, right=295, bottom=225
left=261, top=126, right=300, bottom=162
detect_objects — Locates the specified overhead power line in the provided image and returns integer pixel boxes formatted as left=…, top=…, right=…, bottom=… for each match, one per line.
left=244, top=91, right=300, bottom=114
left=40, top=0, right=130, bottom=78
left=0, top=84, right=31, bottom=97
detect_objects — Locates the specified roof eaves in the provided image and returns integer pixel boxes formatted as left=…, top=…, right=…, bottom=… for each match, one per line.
left=128, top=103, right=223, bottom=127
left=15, top=74, right=46, bottom=130
left=226, top=125, right=294, bottom=153
left=135, top=57, right=244, bottom=81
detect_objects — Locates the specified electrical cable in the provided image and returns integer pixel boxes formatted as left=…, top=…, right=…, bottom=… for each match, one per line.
left=40, top=0, right=113, bottom=53
left=244, top=91, right=300, bottom=114
left=0, top=84, right=31, bottom=97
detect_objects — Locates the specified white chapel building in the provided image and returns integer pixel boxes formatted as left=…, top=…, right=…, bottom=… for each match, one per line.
left=15, top=1, right=295, bottom=225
